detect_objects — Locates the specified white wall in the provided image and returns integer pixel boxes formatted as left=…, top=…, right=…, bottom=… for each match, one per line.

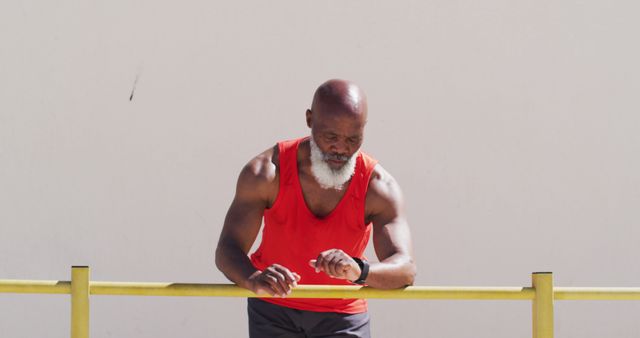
left=1, top=1, right=639, bottom=337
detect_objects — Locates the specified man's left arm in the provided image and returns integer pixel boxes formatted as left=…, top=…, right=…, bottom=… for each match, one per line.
left=363, top=165, right=416, bottom=288
left=310, top=165, right=416, bottom=289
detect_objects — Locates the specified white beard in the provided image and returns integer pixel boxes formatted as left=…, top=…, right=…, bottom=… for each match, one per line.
left=309, top=136, right=358, bottom=190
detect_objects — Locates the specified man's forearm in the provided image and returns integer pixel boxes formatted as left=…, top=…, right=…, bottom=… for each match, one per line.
left=363, top=253, right=416, bottom=289
left=215, top=241, right=260, bottom=290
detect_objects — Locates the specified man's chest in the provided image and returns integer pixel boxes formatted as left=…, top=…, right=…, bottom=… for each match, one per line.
left=299, top=173, right=345, bottom=218
left=297, top=171, right=371, bottom=221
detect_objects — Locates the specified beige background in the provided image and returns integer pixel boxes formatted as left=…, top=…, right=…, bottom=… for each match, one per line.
left=1, top=1, right=639, bottom=337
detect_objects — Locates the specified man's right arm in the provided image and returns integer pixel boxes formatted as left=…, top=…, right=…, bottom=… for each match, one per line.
left=215, top=149, right=299, bottom=297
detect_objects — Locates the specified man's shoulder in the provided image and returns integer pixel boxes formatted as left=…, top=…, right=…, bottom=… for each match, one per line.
left=238, top=145, right=279, bottom=190
left=368, top=163, right=393, bottom=189
left=366, top=163, right=403, bottom=207
left=240, top=136, right=304, bottom=184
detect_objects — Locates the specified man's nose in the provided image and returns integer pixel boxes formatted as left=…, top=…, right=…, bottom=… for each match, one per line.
left=330, top=142, right=349, bottom=157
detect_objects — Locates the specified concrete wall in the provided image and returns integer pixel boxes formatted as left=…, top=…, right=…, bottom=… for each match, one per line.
left=1, top=1, right=639, bottom=337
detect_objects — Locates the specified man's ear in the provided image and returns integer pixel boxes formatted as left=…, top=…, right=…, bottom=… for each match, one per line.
left=306, top=109, right=312, bottom=128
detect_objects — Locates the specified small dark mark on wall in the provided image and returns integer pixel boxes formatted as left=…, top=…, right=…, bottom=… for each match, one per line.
left=129, top=72, right=140, bottom=101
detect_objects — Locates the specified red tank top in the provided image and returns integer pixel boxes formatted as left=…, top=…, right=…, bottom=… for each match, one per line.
left=250, top=137, right=378, bottom=313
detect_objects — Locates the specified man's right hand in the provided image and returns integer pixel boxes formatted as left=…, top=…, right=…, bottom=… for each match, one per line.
left=247, top=264, right=301, bottom=298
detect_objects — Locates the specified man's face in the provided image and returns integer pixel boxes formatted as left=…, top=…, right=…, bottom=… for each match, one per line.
left=307, top=110, right=365, bottom=171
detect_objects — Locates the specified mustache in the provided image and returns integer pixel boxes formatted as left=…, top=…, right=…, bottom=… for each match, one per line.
left=322, top=152, right=350, bottom=162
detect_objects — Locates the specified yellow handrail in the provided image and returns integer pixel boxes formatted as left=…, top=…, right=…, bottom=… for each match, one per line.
left=0, top=280, right=71, bottom=294
left=0, top=280, right=536, bottom=299
left=554, top=287, right=640, bottom=300
left=91, top=283, right=537, bottom=299
left=3, top=280, right=640, bottom=300
left=2, top=267, right=640, bottom=338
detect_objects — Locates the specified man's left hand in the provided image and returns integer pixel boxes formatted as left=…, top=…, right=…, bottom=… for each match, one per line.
left=309, top=249, right=361, bottom=281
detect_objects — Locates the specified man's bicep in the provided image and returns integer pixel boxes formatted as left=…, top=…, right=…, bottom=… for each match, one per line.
left=220, top=197, right=265, bottom=253
left=369, top=170, right=413, bottom=262
left=219, top=163, right=271, bottom=253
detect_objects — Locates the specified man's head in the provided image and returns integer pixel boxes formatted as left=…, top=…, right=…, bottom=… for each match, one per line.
left=306, top=79, right=368, bottom=190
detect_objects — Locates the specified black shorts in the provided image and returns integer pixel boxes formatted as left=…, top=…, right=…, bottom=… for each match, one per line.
left=247, top=298, right=371, bottom=338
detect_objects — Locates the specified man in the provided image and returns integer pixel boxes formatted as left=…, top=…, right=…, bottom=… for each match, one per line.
left=216, top=79, right=416, bottom=337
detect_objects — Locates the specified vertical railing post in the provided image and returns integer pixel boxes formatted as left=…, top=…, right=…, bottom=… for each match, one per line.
left=532, top=272, right=554, bottom=338
left=71, top=266, right=90, bottom=338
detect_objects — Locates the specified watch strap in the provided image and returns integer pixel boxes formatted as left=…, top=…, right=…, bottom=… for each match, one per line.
left=351, top=257, right=369, bottom=285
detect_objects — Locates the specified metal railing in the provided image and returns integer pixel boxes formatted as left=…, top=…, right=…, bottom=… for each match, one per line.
left=2, top=266, right=640, bottom=338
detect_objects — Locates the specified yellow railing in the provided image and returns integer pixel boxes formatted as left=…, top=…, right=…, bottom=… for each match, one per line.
left=2, top=267, right=640, bottom=338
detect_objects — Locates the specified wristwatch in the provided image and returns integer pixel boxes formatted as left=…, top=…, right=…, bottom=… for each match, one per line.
left=351, top=257, right=369, bottom=285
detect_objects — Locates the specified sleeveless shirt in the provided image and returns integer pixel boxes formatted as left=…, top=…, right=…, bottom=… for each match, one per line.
left=250, top=137, right=378, bottom=313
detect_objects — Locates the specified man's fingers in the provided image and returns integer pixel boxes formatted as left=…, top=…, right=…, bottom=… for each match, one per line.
left=263, top=264, right=301, bottom=296
left=327, top=255, right=341, bottom=277
left=313, top=255, right=323, bottom=273
left=264, top=270, right=288, bottom=296
left=334, top=259, right=349, bottom=277
left=308, top=259, right=317, bottom=269
left=322, top=253, right=337, bottom=276
left=309, top=259, right=322, bottom=273
left=274, top=265, right=298, bottom=287
left=338, top=260, right=351, bottom=275
left=274, top=267, right=297, bottom=288
left=309, top=249, right=356, bottom=280
left=264, top=274, right=287, bottom=297
left=315, top=249, right=335, bottom=273
left=259, top=283, right=280, bottom=298
left=267, top=267, right=291, bottom=295
left=249, top=264, right=301, bottom=298
left=331, top=256, right=350, bottom=278
left=254, top=277, right=277, bottom=297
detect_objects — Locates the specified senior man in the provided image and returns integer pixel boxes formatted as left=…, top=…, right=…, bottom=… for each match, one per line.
left=216, top=79, right=416, bottom=337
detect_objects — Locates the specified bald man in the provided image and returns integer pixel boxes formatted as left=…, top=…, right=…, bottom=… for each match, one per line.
left=216, top=79, right=416, bottom=338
